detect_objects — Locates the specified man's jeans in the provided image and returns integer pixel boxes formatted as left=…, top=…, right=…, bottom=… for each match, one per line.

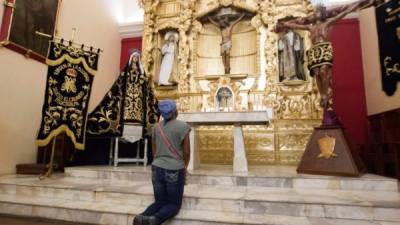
left=142, top=165, right=185, bottom=224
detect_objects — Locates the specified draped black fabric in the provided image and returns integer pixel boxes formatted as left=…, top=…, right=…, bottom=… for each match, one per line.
left=122, top=58, right=158, bottom=128
left=134, top=77, right=159, bottom=138
left=36, top=41, right=99, bottom=150
left=86, top=56, right=158, bottom=138
left=144, top=79, right=159, bottom=135
left=86, top=67, right=128, bottom=137
left=375, top=0, right=400, bottom=96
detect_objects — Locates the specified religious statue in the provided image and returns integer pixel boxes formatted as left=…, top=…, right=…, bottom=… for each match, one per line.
left=275, top=0, right=372, bottom=126
left=208, top=8, right=246, bottom=74
left=158, top=31, right=179, bottom=86
left=278, top=28, right=305, bottom=82
left=216, top=87, right=233, bottom=111
left=129, top=49, right=145, bottom=75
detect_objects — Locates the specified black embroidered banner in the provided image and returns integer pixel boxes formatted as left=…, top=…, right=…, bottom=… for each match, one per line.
left=375, top=0, right=400, bottom=96
left=36, top=41, right=99, bottom=150
left=86, top=53, right=158, bottom=138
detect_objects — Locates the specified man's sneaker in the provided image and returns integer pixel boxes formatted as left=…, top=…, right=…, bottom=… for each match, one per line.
left=133, top=215, right=145, bottom=225
left=147, top=216, right=160, bottom=225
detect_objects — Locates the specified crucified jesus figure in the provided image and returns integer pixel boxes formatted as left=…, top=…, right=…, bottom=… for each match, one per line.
left=276, top=0, right=373, bottom=126
left=208, top=13, right=245, bottom=74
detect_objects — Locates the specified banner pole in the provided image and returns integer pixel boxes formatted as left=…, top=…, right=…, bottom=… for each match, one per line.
left=39, top=136, right=57, bottom=180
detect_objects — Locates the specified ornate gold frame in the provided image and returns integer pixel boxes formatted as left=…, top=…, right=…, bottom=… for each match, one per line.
left=0, top=0, right=62, bottom=63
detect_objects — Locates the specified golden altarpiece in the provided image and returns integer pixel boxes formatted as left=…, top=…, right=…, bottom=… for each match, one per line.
left=139, top=0, right=323, bottom=165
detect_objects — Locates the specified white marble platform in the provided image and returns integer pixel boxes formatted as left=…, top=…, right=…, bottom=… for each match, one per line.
left=65, top=165, right=399, bottom=192
left=0, top=175, right=399, bottom=213
left=1, top=194, right=398, bottom=225
left=0, top=165, right=399, bottom=225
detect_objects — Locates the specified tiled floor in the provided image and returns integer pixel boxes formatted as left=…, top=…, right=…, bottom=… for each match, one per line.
left=0, top=215, right=90, bottom=225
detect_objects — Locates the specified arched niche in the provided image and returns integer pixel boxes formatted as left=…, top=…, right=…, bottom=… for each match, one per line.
left=195, top=6, right=258, bottom=78
left=152, top=27, right=180, bottom=86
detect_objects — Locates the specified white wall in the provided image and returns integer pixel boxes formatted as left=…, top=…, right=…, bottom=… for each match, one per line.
left=359, top=8, right=400, bottom=115
left=0, top=0, right=121, bottom=174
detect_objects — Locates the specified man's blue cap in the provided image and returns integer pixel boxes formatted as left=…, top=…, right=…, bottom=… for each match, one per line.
left=158, top=99, right=177, bottom=120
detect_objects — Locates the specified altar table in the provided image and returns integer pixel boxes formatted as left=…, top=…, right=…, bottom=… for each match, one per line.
left=178, top=111, right=272, bottom=173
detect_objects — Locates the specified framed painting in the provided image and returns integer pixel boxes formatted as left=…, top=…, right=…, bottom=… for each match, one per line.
left=0, top=0, right=61, bottom=63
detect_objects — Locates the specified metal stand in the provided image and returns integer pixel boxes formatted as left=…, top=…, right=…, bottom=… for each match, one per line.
left=109, top=137, right=148, bottom=167
left=108, top=138, right=115, bottom=166
left=108, top=124, right=148, bottom=167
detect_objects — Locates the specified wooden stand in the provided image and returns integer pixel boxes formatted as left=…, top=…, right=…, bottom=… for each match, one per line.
left=297, top=126, right=366, bottom=177
left=16, top=133, right=74, bottom=177
left=39, top=137, right=57, bottom=179
left=15, top=137, right=57, bottom=177
left=16, top=164, right=47, bottom=175
left=36, top=133, right=73, bottom=171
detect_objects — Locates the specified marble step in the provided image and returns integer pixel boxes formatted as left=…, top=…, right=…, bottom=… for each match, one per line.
left=64, top=165, right=399, bottom=192
left=0, top=194, right=398, bottom=225
left=0, top=175, right=399, bottom=222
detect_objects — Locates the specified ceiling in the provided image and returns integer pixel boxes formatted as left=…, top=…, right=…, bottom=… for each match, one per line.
left=108, top=0, right=357, bottom=25
left=108, top=0, right=144, bottom=24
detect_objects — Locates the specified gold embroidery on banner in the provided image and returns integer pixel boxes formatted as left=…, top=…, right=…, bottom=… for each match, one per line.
left=88, top=54, right=97, bottom=67
left=36, top=124, right=85, bottom=150
left=47, top=42, right=98, bottom=76
left=61, top=68, right=78, bottom=93
left=46, top=55, right=97, bottom=76
left=53, top=43, right=63, bottom=58
left=384, top=56, right=400, bottom=76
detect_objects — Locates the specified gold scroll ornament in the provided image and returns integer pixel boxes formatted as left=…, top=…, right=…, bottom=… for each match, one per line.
left=317, top=134, right=337, bottom=159
left=384, top=56, right=400, bottom=76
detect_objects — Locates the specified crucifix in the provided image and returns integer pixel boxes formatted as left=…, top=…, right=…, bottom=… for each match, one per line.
left=208, top=8, right=245, bottom=74
left=275, top=0, right=373, bottom=126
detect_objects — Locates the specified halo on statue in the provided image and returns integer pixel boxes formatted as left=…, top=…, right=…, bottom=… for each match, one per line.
left=164, top=31, right=179, bottom=42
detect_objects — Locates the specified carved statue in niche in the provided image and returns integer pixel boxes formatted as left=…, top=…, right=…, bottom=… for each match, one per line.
left=207, top=7, right=246, bottom=75
left=277, top=18, right=305, bottom=82
left=158, top=31, right=179, bottom=86
left=216, top=87, right=233, bottom=111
